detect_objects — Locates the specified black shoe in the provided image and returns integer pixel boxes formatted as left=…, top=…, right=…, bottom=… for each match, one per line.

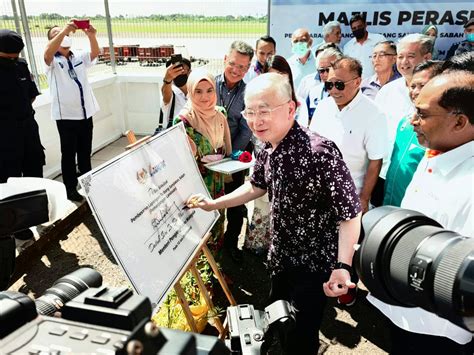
left=67, top=190, right=84, bottom=202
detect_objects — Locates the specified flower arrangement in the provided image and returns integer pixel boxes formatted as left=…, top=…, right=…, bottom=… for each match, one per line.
left=238, top=151, right=252, bottom=163
left=231, top=150, right=252, bottom=163
left=151, top=254, right=223, bottom=332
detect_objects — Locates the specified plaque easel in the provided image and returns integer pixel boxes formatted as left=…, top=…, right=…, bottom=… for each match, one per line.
left=125, top=131, right=236, bottom=338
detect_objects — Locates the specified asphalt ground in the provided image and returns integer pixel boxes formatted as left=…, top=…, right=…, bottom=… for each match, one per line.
left=8, top=206, right=391, bottom=354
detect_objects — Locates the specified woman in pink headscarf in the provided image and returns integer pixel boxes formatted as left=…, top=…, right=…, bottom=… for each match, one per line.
left=173, top=68, right=232, bottom=252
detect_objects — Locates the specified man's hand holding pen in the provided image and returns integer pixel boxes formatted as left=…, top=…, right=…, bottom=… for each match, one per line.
left=184, top=193, right=217, bottom=211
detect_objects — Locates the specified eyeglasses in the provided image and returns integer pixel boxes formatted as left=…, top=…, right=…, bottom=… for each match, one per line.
left=413, top=110, right=460, bottom=121
left=324, top=77, right=358, bottom=91
left=226, top=60, right=249, bottom=72
left=370, top=52, right=396, bottom=59
left=317, top=67, right=330, bottom=74
left=241, top=101, right=290, bottom=121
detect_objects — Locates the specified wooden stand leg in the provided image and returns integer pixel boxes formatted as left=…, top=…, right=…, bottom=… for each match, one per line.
left=174, top=283, right=198, bottom=333
left=202, top=244, right=237, bottom=306
left=190, top=264, right=225, bottom=336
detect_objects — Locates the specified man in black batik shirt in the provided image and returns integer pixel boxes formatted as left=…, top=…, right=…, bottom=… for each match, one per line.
left=187, top=73, right=361, bottom=355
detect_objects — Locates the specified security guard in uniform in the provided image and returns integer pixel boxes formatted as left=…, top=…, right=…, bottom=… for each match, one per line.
left=0, top=29, right=45, bottom=249
left=0, top=29, right=45, bottom=183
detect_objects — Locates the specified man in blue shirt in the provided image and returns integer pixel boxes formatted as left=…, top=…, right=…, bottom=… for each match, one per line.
left=215, top=41, right=253, bottom=260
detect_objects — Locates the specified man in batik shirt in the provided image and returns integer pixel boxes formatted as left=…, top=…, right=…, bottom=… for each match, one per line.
left=186, top=73, right=361, bottom=355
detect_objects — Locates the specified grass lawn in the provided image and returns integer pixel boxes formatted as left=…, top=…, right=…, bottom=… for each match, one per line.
left=2, top=19, right=266, bottom=35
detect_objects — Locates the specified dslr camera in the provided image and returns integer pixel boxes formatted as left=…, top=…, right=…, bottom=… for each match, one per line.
left=355, top=206, right=474, bottom=331
left=0, top=268, right=295, bottom=354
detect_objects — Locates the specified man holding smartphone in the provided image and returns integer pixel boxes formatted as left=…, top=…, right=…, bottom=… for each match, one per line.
left=160, top=54, right=191, bottom=129
left=44, top=20, right=99, bottom=202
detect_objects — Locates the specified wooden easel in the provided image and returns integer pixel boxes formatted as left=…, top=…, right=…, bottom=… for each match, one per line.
left=125, top=131, right=236, bottom=338
left=173, top=233, right=236, bottom=338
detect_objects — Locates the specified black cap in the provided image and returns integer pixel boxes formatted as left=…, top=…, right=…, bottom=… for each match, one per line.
left=0, top=29, right=24, bottom=54
left=464, top=18, right=474, bottom=29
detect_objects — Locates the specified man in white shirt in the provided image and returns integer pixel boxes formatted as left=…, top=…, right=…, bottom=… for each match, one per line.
left=160, top=57, right=191, bottom=129
left=310, top=57, right=387, bottom=306
left=368, top=70, right=474, bottom=354
left=287, top=28, right=315, bottom=88
left=243, top=35, right=276, bottom=83
left=343, top=14, right=386, bottom=79
left=310, top=57, right=387, bottom=214
left=44, top=20, right=100, bottom=202
left=298, top=47, right=342, bottom=121
left=360, top=40, right=401, bottom=100
left=314, top=21, right=342, bottom=52
left=371, top=34, right=433, bottom=206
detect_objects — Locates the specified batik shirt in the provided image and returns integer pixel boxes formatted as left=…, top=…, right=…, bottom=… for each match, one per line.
left=250, top=122, right=361, bottom=275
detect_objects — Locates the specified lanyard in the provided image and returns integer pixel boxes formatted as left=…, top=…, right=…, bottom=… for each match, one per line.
left=218, top=77, right=242, bottom=114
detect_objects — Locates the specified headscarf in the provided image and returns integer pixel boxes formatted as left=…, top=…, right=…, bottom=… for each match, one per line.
left=179, top=69, right=232, bottom=154
left=421, top=25, right=439, bottom=59
left=421, top=24, right=438, bottom=37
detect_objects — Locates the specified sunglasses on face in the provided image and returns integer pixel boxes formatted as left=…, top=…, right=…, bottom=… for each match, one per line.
left=317, top=67, right=330, bottom=74
left=324, top=77, right=358, bottom=91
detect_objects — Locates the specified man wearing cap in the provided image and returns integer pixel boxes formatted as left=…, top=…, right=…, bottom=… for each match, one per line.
left=0, top=29, right=45, bottom=249
left=0, top=29, right=44, bottom=183
left=44, top=20, right=99, bottom=202
left=445, top=18, right=474, bottom=59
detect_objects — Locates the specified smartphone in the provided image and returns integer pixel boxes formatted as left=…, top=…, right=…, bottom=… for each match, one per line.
left=170, top=54, right=183, bottom=68
left=73, top=19, right=90, bottom=30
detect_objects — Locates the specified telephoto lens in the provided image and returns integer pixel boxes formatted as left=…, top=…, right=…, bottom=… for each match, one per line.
left=35, top=267, right=102, bottom=316
left=355, top=206, right=474, bottom=331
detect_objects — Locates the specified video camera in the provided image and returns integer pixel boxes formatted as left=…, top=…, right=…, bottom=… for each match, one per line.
left=0, top=188, right=49, bottom=290
left=0, top=268, right=295, bottom=354
left=355, top=206, right=474, bottom=331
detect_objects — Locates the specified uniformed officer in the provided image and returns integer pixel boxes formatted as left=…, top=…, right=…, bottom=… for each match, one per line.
left=0, top=29, right=45, bottom=250
left=0, top=29, right=45, bottom=183
left=445, top=17, right=474, bottom=59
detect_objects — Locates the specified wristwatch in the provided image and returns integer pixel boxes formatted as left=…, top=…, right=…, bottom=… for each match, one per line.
left=163, top=78, right=172, bottom=85
left=334, top=262, right=353, bottom=276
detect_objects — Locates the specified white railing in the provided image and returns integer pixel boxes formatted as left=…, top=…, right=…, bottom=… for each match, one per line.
left=35, top=73, right=164, bottom=178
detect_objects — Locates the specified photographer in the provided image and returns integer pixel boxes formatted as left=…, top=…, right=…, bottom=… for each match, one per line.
left=187, top=73, right=361, bottom=354
left=368, top=69, right=474, bottom=354
left=161, top=56, right=191, bottom=128
left=44, top=20, right=100, bottom=203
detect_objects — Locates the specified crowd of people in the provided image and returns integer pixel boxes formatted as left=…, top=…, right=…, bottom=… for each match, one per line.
left=1, top=13, right=473, bottom=355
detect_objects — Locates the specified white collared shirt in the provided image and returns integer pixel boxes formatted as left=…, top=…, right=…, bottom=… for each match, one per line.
left=46, top=51, right=99, bottom=120
left=309, top=90, right=388, bottom=193
left=375, top=77, right=414, bottom=178
left=297, top=72, right=319, bottom=101
left=402, top=141, right=473, bottom=236
left=295, top=94, right=309, bottom=128
left=343, top=32, right=386, bottom=79
left=287, top=52, right=316, bottom=89
left=243, top=61, right=263, bottom=84
left=368, top=141, right=474, bottom=345
left=160, top=85, right=187, bottom=127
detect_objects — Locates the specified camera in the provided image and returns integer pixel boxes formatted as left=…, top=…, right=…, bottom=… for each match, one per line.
left=0, top=188, right=49, bottom=290
left=355, top=206, right=474, bottom=331
left=226, top=301, right=296, bottom=354
left=1, top=268, right=295, bottom=354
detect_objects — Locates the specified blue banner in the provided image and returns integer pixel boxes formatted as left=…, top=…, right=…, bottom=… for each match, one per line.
left=270, top=1, right=474, bottom=59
